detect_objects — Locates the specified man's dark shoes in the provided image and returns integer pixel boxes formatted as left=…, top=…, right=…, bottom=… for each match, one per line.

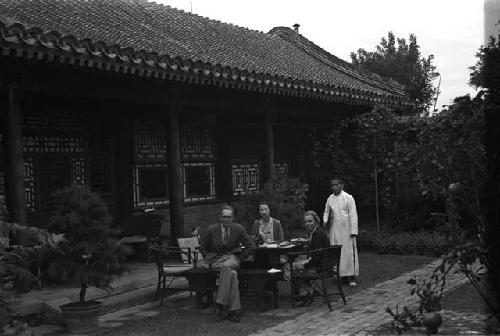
left=214, top=304, right=227, bottom=322
left=227, top=311, right=241, bottom=323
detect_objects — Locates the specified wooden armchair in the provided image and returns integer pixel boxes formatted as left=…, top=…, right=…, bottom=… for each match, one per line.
left=151, top=242, right=199, bottom=305
left=289, top=245, right=346, bottom=311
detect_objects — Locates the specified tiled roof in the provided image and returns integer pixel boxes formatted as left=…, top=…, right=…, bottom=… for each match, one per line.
left=0, top=0, right=412, bottom=108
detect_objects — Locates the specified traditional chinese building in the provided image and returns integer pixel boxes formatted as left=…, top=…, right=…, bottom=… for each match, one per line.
left=0, top=0, right=411, bottom=239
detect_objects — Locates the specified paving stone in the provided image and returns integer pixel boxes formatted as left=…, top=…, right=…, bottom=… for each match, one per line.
left=250, top=259, right=481, bottom=336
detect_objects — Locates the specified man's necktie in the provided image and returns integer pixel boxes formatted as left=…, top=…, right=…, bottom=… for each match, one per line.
left=222, top=227, right=229, bottom=245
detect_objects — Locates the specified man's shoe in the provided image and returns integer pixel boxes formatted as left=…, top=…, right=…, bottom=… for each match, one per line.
left=349, top=281, right=358, bottom=287
left=227, top=311, right=241, bottom=323
left=214, top=304, right=227, bottom=322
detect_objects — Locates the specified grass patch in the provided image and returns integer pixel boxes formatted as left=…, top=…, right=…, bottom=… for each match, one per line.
left=442, top=282, right=489, bottom=314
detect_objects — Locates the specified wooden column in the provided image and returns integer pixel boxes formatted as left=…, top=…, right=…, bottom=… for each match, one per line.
left=5, top=88, right=26, bottom=225
left=264, top=111, right=275, bottom=182
left=167, top=99, right=184, bottom=242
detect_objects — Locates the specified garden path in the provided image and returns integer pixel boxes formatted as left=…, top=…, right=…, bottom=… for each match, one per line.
left=251, top=259, right=486, bottom=336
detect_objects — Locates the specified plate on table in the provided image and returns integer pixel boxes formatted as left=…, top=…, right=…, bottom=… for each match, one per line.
left=290, top=238, right=308, bottom=245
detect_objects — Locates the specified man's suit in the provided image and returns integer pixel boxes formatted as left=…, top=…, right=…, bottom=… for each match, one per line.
left=200, top=222, right=250, bottom=312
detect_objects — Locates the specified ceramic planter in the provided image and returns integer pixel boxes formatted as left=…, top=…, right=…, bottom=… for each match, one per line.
left=60, top=300, right=103, bottom=334
left=422, top=311, right=442, bottom=334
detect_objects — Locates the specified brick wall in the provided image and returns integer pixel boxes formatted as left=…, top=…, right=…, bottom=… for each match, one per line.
left=183, top=202, right=225, bottom=235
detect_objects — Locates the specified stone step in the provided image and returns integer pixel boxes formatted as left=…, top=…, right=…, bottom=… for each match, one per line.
left=9, top=263, right=165, bottom=321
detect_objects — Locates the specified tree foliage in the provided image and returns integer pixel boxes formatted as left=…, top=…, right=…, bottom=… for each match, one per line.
left=351, top=32, right=438, bottom=113
left=470, top=37, right=500, bottom=91
left=234, top=177, right=309, bottom=238
left=314, top=96, right=485, bottom=233
left=46, top=185, right=129, bottom=303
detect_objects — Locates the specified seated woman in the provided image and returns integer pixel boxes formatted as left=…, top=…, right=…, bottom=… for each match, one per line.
left=251, top=202, right=284, bottom=244
left=290, top=210, right=330, bottom=305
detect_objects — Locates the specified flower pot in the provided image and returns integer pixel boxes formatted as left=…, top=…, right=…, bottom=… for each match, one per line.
left=60, top=300, right=102, bottom=334
left=422, top=311, right=442, bottom=334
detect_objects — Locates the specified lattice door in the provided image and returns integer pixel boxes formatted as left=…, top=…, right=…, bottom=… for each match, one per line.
left=35, top=154, right=72, bottom=216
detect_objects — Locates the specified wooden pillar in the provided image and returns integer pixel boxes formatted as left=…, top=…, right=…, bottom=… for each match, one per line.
left=167, top=99, right=184, bottom=242
left=114, top=112, right=134, bottom=220
left=264, top=110, right=275, bottom=182
left=5, top=88, right=26, bottom=225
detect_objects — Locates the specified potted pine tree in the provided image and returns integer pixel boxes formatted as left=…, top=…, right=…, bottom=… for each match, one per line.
left=47, top=185, right=128, bottom=334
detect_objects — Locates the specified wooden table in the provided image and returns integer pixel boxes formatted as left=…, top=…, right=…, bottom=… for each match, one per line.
left=240, top=243, right=305, bottom=310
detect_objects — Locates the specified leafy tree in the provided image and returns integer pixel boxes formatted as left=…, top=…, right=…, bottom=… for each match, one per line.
left=470, top=37, right=500, bottom=90
left=350, top=32, right=439, bottom=113
left=470, top=37, right=500, bottom=322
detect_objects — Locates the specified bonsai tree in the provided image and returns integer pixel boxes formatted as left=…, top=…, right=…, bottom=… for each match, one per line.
left=46, top=185, right=128, bottom=304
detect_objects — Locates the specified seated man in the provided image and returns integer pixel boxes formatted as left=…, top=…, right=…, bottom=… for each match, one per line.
left=290, top=210, right=330, bottom=305
left=199, top=205, right=251, bottom=322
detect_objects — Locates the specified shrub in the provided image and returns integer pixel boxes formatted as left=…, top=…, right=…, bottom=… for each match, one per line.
left=0, top=248, right=36, bottom=334
left=45, top=185, right=129, bottom=303
left=358, top=229, right=449, bottom=256
left=234, top=177, right=309, bottom=239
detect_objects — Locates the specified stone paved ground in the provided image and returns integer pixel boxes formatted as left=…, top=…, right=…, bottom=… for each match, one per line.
left=250, top=259, right=488, bottom=336
left=36, top=259, right=492, bottom=336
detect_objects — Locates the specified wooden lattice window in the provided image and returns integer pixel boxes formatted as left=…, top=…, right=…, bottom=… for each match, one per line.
left=134, top=123, right=167, bottom=161
left=231, top=163, right=260, bottom=196
left=274, top=162, right=289, bottom=184
left=133, top=164, right=169, bottom=207
left=23, top=158, right=35, bottom=211
left=182, top=163, right=215, bottom=202
left=181, top=124, right=215, bottom=159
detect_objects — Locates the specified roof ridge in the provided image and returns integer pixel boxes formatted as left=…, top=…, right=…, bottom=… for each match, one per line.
left=268, top=26, right=406, bottom=95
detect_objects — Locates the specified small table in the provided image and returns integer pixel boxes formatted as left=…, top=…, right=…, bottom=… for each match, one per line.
left=252, top=243, right=302, bottom=269
left=239, top=243, right=305, bottom=310
left=239, top=268, right=282, bottom=311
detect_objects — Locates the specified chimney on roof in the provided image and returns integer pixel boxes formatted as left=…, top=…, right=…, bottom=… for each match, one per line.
left=293, top=23, right=300, bottom=33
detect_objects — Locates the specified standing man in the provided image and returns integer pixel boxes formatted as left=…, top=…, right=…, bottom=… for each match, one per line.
left=323, top=178, right=359, bottom=286
left=199, top=205, right=250, bottom=322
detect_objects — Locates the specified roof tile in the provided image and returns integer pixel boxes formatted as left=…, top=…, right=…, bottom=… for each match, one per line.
left=0, top=0, right=410, bottom=105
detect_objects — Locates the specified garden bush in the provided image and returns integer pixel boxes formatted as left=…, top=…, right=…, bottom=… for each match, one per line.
left=358, top=229, right=449, bottom=256
left=234, top=177, right=309, bottom=239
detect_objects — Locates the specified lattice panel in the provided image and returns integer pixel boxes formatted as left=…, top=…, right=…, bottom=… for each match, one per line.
left=182, top=163, right=216, bottom=202
left=37, top=156, right=72, bottom=212
left=181, top=125, right=215, bottom=159
left=134, top=123, right=167, bottom=161
left=133, top=163, right=169, bottom=207
left=0, top=170, right=4, bottom=197
left=72, top=157, right=85, bottom=185
left=23, top=111, right=79, bottom=133
left=274, top=163, right=289, bottom=184
left=23, top=135, right=84, bottom=153
left=23, top=158, right=35, bottom=210
left=232, top=163, right=260, bottom=196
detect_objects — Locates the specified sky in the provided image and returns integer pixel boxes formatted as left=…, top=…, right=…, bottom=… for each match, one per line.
left=151, top=0, right=484, bottom=111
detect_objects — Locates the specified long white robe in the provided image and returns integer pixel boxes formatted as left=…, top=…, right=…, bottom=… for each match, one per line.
left=323, top=190, right=359, bottom=277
